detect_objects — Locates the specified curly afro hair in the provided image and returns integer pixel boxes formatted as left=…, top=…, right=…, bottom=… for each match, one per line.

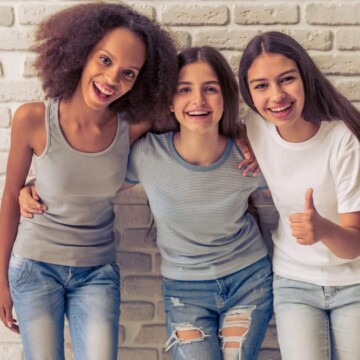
left=32, top=2, right=178, bottom=124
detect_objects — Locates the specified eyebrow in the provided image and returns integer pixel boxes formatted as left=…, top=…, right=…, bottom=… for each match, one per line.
left=177, top=80, right=220, bottom=85
left=99, top=49, right=142, bottom=71
left=249, top=69, right=298, bottom=84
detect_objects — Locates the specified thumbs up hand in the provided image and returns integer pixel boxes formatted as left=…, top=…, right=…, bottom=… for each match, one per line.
left=289, top=188, right=324, bottom=245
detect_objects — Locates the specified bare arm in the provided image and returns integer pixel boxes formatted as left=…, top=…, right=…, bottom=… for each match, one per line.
left=234, top=128, right=260, bottom=176
left=289, top=188, right=360, bottom=259
left=0, top=103, right=43, bottom=333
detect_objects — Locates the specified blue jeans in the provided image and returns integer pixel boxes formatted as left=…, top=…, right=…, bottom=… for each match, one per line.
left=163, top=256, right=273, bottom=360
left=273, top=274, right=360, bottom=360
left=9, top=253, right=120, bottom=360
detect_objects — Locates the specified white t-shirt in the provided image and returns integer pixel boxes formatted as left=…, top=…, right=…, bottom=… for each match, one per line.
left=246, top=111, right=360, bottom=286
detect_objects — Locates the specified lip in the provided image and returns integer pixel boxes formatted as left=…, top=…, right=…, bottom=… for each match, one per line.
left=268, top=102, right=294, bottom=119
left=186, top=109, right=211, bottom=117
left=93, top=81, right=117, bottom=100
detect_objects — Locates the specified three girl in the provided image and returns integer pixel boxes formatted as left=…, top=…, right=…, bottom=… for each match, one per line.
left=0, top=3, right=178, bottom=359
left=239, top=31, right=360, bottom=360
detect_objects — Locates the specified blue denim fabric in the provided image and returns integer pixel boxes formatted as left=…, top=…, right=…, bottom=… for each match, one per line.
left=163, top=256, right=273, bottom=360
left=273, top=273, right=360, bottom=360
left=9, top=253, right=120, bottom=360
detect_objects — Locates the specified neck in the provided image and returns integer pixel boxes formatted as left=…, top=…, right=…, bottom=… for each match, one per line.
left=61, top=90, right=114, bottom=127
left=277, top=121, right=321, bottom=143
left=173, top=128, right=227, bottom=166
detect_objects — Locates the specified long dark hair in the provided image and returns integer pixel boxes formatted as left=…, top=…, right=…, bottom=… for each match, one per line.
left=238, top=31, right=360, bottom=141
left=162, top=46, right=241, bottom=137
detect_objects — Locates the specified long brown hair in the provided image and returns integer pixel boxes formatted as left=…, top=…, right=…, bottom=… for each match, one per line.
left=238, top=31, right=360, bottom=141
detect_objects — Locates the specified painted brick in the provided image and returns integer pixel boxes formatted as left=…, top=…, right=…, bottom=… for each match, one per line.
left=194, top=29, right=260, bottom=50
left=0, top=152, right=8, bottom=174
left=306, top=3, right=360, bottom=25
left=0, top=345, right=24, bottom=360
left=114, top=204, right=152, bottom=227
left=336, top=29, right=360, bottom=50
left=121, top=301, right=155, bottom=321
left=18, top=5, right=67, bottom=25
left=313, top=54, right=360, bottom=75
left=121, top=228, right=157, bottom=249
left=134, top=324, right=166, bottom=345
left=115, top=185, right=148, bottom=205
left=0, top=6, right=14, bottom=26
left=123, top=276, right=163, bottom=298
left=118, top=348, right=158, bottom=360
left=234, top=4, right=298, bottom=25
left=0, top=107, right=11, bottom=128
left=23, top=55, right=36, bottom=78
left=278, top=29, right=332, bottom=50
left=0, top=128, right=10, bottom=152
left=0, top=81, right=43, bottom=102
left=0, top=29, right=34, bottom=50
left=258, top=349, right=282, bottom=360
left=156, top=300, right=165, bottom=322
left=0, top=324, right=21, bottom=343
left=154, top=252, right=161, bottom=272
left=117, top=251, right=152, bottom=272
left=162, top=5, right=228, bottom=25
left=119, top=325, right=126, bottom=344
left=172, top=30, right=191, bottom=50
left=261, top=325, right=280, bottom=348
left=129, top=4, right=155, bottom=20
left=335, top=79, right=360, bottom=101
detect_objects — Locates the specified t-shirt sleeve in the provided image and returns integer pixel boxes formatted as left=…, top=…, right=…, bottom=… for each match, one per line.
left=333, top=131, right=360, bottom=213
left=125, top=137, right=146, bottom=184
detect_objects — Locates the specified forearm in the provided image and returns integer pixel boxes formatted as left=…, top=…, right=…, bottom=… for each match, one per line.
left=0, top=194, right=21, bottom=286
left=320, top=218, right=360, bottom=259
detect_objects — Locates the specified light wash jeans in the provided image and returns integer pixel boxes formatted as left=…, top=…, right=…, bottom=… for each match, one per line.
left=9, top=253, right=120, bottom=360
left=163, top=256, right=273, bottom=360
left=273, top=273, right=360, bottom=360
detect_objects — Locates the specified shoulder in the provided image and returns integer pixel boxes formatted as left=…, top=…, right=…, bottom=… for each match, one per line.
left=13, top=102, right=45, bottom=130
left=323, top=120, right=359, bottom=150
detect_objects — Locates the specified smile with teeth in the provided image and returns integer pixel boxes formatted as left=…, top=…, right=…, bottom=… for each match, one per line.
left=187, top=110, right=211, bottom=116
left=269, top=103, right=293, bottom=113
left=93, top=81, right=116, bottom=98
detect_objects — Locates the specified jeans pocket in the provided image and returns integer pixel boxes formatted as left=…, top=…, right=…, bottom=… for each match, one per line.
left=102, top=263, right=120, bottom=282
left=8, top=253, right=33, bottom=290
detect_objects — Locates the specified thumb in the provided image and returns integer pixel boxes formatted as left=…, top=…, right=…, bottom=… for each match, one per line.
left=305, top=188, right=315, bottom=212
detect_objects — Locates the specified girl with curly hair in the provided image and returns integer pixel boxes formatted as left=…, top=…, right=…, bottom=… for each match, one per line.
left=239, top=31, right=360, bottom=360
left=0, top=3, right=178, bottom=359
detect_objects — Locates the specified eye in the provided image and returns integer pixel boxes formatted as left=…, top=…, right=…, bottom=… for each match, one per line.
left=99, top=56, right=111, bottom=65
left=205, top=86, right=219, bottom=93
left=177, top=86, right=191, bottom=94
left=123, top=70, right=136, bottom=79
left=280, top=76, right=295, bottom=83
left=253, top=83, right=268, bottom=90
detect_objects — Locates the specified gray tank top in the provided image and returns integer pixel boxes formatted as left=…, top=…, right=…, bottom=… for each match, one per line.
left=13, top=98, right=129, bottom=266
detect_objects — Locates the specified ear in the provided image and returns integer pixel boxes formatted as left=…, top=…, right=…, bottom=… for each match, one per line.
left=169, top=104, right=174, bottom=112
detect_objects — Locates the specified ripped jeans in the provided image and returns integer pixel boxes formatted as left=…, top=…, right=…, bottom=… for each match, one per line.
left=163, top=256, right=273, bottom=360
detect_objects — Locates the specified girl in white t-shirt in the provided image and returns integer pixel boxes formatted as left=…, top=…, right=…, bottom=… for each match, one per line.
left=238, top=31, right=360, bottom=360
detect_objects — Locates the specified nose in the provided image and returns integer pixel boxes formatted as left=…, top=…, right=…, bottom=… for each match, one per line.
left=191, top=89, right=206, bottom=105
left=271, top=84, right=286, bottom=102
left=105, top=67, right=122, bottom=86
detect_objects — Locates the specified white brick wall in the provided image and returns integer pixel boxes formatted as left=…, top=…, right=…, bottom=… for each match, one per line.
left=1, top=1, right=359, bottom=359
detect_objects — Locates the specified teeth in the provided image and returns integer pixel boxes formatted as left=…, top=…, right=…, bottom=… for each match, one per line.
left=94, top=82, right=115, bottom=96
left=271, top=104, right=291, bottom=112
left=187, top=110, right=209, bottom=116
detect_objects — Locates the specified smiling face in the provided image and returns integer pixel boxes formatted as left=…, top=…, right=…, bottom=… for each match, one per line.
left=78, top=27, right=146, bottom=110
left=247, top=52, right=314, bottom=141
left=171, top=61, right=224, bottom=135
